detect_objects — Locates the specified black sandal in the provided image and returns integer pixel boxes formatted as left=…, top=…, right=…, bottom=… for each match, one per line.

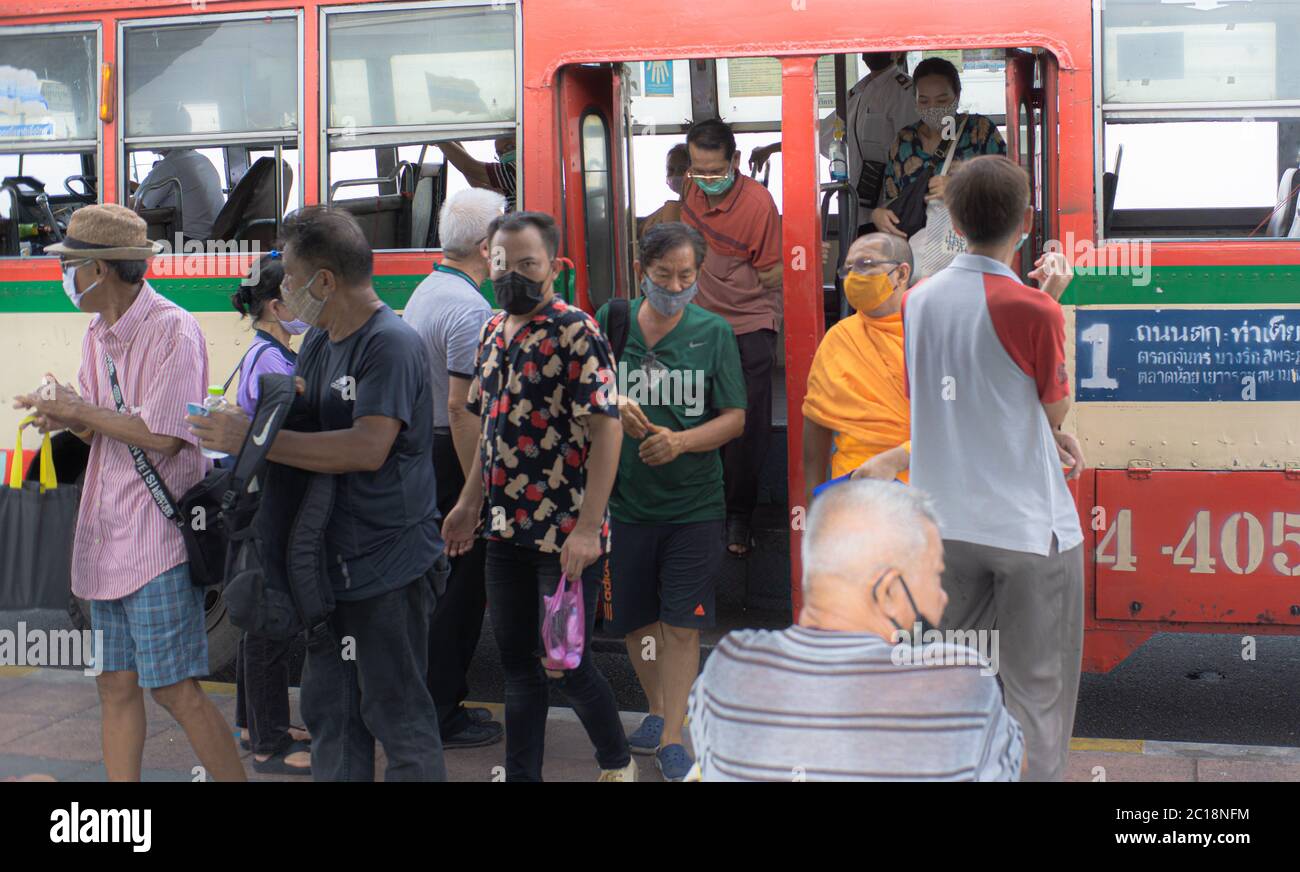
left=252, top=739, right=312, bottom=776
left=726, top=515, right=754, bottom=558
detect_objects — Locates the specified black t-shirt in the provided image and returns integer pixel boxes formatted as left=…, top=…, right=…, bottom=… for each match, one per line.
left=296, top=305, right=442, bottom=601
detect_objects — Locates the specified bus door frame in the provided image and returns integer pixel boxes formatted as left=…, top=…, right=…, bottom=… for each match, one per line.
left=1004, top=49, right=1058, bottom=278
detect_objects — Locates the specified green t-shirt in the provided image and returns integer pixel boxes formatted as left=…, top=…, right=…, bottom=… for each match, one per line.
left=596, top=298, right=747, bottom=524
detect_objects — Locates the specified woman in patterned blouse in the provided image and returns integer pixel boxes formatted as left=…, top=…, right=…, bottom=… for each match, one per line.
left=871, top=57, right=1007, bottom=237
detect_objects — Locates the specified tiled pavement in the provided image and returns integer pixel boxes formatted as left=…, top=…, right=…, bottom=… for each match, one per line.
left=3, top=666, right=1298, bottom=782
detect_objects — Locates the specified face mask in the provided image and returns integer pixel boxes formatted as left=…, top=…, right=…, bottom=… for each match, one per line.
left=666, top=174, right=685, bottom=196
left=694, top=168, right=735, bottom=197
left=920, top=103, right=958, bottom=133
left=279, top=318, right=310, bottom=335
left=641, top=274, right=698, bottom=318
left=843, top=271, right=897, bottom=314
left=62, top=263, right=97, bottom=310
left=281, top=270, right=326, bottom=327
left=494, top=270, right=548, bottom=315
left=885, top=574, right=940, bottom=637
left=500, top=150, right=517, bottom=165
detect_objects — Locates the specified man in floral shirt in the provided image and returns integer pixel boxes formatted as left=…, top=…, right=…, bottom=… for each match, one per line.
left=441, top=211, right=634, bottom=782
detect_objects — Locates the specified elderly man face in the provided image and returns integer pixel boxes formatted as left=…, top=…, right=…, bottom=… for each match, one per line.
left=840, top=234, right=911, bottom=317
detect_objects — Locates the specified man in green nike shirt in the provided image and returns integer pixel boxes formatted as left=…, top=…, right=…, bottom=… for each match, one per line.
left=595, top=222, right=746, bottom=782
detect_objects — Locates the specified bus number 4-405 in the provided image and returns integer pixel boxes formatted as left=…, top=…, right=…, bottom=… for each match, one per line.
left=1096, top=510, right=1300, bottom=576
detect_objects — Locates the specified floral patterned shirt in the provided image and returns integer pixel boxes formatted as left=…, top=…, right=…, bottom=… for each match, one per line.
left=466, top=297, right=619, bottom=553
left=882, top=112, right=1007, bottom=204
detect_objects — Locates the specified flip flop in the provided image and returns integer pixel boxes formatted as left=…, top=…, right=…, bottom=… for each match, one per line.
left=252, top=739, right=312, bottom=776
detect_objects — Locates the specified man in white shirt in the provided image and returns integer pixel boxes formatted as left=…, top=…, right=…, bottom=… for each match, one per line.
left=749, top=52, right=920, bottom=226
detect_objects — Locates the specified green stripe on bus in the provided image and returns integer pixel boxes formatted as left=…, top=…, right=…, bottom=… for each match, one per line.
left=1061, top=266, right=1300, bottom=306
left=1, top=264, right=1297, bottom=311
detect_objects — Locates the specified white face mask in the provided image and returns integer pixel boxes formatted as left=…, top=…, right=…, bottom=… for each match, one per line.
left=62, top=262, right=96, bottom=310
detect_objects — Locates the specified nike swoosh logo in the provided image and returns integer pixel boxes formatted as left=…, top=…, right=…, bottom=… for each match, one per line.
left=251, top=407, right=281, bottom=447
left=689, top=341, right=706, bottom=348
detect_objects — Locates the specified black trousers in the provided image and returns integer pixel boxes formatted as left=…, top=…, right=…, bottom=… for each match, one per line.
left=485, top=541, right=631, bottom=781
left=234, top=633, right=295, bottom=755
left=427, top=430, right=488, bottom=736
left=723, top=328, right=778, bottom=520
left=300, top=572, right=447, bottom=782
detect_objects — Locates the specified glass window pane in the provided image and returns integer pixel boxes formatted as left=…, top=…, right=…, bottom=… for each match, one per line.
left=1105, top=121, right=1278, bottom=208
left=0, top=30, right=97, bottom=144
left=628, top=60, right=693, bottom=131
left=1103, top=0, right=1300, bottom=103
left=327, top=6, right=515, bottom=130
left=918, top=49, right=1007, bottom=118
left=124, top=18, right=298, bottom=138
left=582, top=114, right=613, bottom=309
left=719, top=57, right=782, bottom=125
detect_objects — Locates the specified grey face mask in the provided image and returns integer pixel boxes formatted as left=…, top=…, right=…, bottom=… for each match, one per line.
left=641, top=274, right=698, bottom=317
left=920, top=103, right=958, bottom=134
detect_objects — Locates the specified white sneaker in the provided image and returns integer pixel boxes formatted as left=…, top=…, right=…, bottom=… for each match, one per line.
left=597, top=758, right=639, bottom=782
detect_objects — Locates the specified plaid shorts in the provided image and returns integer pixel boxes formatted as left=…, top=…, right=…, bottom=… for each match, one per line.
left=90, top=563, right=210, bottom=688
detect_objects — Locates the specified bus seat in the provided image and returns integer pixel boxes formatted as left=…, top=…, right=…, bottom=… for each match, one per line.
left=210, top=157, right=293, bottom=247
left=1266, top=167, right=1298, bottom=238
left=137, top=206, right=180, bottom=243
left=1102, top=144, right=1123, bottom=236
left=335, top=195, right=404, bottom=249
left=409, top=161, right=447, bottom=248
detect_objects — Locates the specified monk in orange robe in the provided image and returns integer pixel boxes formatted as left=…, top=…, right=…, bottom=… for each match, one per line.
left=802, top=233, right=914, bottom=507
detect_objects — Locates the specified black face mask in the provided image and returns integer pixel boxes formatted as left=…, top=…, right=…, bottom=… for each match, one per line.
left=494, top=270, right=547, bottom=315
left=876, top=571, right=939, bottom=636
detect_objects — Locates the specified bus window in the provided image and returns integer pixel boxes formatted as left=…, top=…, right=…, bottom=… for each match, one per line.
left=581, top=111, right=615, bottom=311
left=0, top=25, right=98, bottom=256
left=323, top=2, right=518, bottom=250
left=121, top=13, right=298, bottom=246
left=1100, top=0, right=1300, bottom=239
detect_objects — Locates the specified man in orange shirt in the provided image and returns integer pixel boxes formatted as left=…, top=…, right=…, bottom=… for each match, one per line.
left=680, top=118, right=783, bottom=556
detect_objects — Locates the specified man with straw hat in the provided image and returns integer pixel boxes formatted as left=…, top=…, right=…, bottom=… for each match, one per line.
left=14, top=203, right=246, bottom=781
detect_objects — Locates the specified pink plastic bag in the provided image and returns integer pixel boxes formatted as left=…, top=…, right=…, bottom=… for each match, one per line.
left=541, top=573, right=584, bottom=671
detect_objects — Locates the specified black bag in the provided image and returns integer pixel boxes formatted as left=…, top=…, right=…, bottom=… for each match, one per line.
left=606, top=297, right=631, bottom=361
left=0, top=423, right=80, bottom=610
left=221, top=374, right=337, bottom=641
left=890, top=117, right=966, bottom=238
left=105, top=353, right=231, bottom=587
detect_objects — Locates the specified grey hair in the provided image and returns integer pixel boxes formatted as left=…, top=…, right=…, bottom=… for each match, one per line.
left=801, top=480, right=938, bottom=593
left=853, top=232, right=915, bottom=287
left=439, top=188, right=506, bottom=258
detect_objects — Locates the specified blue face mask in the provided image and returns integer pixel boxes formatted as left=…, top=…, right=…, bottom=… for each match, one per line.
left=279, top=318, right=310, bottom=335
left=62, top=262, right=97, bottom=310
left=641, top=274, right=699, bottom=317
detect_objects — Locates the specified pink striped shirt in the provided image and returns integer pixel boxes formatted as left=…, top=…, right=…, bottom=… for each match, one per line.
left=73, top=283, right=210, bottom=600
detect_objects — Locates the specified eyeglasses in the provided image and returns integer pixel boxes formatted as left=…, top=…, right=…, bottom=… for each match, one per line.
left=59, top=257, right=91, bottom=271
left=837, top=258, right=901, bottom=280
left=684, top=170, right=731, bottom=181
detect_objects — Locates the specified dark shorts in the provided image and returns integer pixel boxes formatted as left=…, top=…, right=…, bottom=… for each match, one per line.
left=605, top=519, right=724, bottom=635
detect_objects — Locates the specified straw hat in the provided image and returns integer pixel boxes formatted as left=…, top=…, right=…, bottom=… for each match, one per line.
left=46, top=204, right=164, bottom=260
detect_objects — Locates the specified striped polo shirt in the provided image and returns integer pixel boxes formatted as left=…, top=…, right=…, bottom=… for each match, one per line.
left=73, top=283, right=210, bottom=600
left=902, top=254, right=1083, bottom=555
left=681, top=172, right=783, bottom=336
left=688, top=626, right=1023, bottom=781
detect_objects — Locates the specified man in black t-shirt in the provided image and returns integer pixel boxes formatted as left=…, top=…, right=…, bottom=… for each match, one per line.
left=193, top=207, right=447, bottom=782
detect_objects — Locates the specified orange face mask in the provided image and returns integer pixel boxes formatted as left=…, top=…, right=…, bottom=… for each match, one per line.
left=843, top=271, right=897, bottom=314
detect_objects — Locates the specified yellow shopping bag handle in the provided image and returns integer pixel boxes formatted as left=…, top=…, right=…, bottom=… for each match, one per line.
left=9, top=417, right=56, bottom=492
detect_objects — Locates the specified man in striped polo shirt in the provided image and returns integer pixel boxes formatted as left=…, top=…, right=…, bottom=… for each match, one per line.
left=902, top=156, right=1085, bottom=782
left=687, top=480, right=1023, bottom=781
left=16, top=204, right=245, bottom=781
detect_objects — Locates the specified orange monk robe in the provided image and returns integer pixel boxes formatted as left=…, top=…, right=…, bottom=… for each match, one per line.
left=801, top=310, right=911, bottom=481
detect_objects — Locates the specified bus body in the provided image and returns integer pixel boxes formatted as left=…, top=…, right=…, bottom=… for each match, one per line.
left=2, top=0, right=1298, bottom=674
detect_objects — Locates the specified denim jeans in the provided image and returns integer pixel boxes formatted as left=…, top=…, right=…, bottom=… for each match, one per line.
left=300, top=569, right=447, bottom=782
left=234, top=632, right=296, bottom=755
left=485, top=540, right=631, bottom=781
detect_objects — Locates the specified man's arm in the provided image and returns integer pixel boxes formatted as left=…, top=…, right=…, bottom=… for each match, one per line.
left=265, top=416, right=401, bottom=474
left=801, top=417, right=834, bottom=505
left=574, top=413, right=621, bottom=533
left=757, top=264, right=783, bottom=291
left=1042, top=396, right=1070, bottom=431
left=436, top=141, right=490, bottom=188
left=447, top=375, right=479, bottom=479
left=76, top=403, right=185, bottom=456
left=638, top=407, right=743, bottom=466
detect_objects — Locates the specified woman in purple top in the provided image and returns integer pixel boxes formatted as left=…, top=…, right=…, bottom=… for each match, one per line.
left=227, top=253, right=312, bottom=775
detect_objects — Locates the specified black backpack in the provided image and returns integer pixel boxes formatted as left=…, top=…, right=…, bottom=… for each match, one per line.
left=219, top=374, right=337, bottom=642
left=606, top=298, right=632, bottom=361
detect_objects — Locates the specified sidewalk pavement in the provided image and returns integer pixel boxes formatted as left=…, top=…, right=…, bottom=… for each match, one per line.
left=2, top=666, right=1298, bottom=782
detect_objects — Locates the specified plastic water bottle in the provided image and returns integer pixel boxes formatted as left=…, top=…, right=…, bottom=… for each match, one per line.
left=829, top=120, right=848, bottom=182
left=200, top=386, right=229, bottom=460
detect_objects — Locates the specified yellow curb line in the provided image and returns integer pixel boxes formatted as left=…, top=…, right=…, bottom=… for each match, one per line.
left=199, top=680, right=236, bottom=696
left=1070, top=737, right=1144, bottom=754
left=0, top=666, right=38, bottom=678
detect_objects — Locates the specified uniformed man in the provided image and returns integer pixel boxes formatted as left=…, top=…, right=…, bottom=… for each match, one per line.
left=749, top=52, right=919, bottom=230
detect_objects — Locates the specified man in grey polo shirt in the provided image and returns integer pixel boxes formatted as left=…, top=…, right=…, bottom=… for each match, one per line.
left=902, top=155, right=1085, bottom=781
left=687, top=480, right=1023, bottom=782
left=403, top=187, right=506, bottom=749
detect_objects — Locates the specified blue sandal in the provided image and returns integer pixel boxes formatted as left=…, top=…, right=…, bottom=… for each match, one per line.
left=656, top=744, right=694, bottom=782
left=627, top=715, right=664, bottom=755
